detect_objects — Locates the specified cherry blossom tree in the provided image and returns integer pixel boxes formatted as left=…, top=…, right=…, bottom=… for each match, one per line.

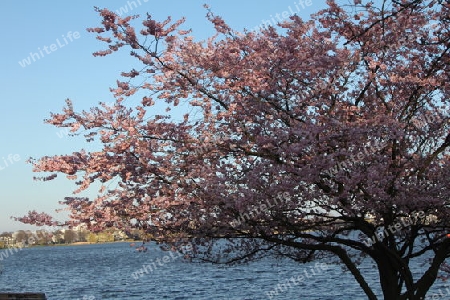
left=16, top=1, right=450, bottom=299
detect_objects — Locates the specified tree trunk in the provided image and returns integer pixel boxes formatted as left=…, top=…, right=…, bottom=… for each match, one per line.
left=377, top=257, right=403, bottom=300
left=413, top=240, right=450, bottom=299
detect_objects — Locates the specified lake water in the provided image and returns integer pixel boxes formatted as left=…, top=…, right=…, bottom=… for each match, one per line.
left=0, top=242, right=448, bottom=299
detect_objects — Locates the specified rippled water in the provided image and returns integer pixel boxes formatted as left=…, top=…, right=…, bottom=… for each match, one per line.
left=0, top=242, right=447, bottom=299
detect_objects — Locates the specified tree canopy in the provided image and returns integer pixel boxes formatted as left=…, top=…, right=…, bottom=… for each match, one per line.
left=16, top=1, right=450, bottom=299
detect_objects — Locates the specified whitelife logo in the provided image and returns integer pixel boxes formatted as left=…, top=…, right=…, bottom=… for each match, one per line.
left=18, top=31, right=81, bottom=68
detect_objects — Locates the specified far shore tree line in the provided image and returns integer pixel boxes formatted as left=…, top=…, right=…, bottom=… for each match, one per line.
left=0, top=228, right=145, bottom=248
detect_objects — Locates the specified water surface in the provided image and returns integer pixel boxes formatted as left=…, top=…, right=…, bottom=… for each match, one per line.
left=0, top=242, right=446, bottom=299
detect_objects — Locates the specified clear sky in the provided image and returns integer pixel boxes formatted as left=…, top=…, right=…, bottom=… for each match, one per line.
left=0, top=0, right=324, bottom=232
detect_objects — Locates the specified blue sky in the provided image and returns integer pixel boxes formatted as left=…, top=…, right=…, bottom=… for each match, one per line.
left=0, top=0, right=324, bottom=232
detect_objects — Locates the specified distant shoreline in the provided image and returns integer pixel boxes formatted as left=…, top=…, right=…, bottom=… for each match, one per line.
left=0, top=240, right=136, bottom=249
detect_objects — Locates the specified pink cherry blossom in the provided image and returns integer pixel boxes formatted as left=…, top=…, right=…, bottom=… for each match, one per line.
left=16, top=1, right=450, bottom=299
